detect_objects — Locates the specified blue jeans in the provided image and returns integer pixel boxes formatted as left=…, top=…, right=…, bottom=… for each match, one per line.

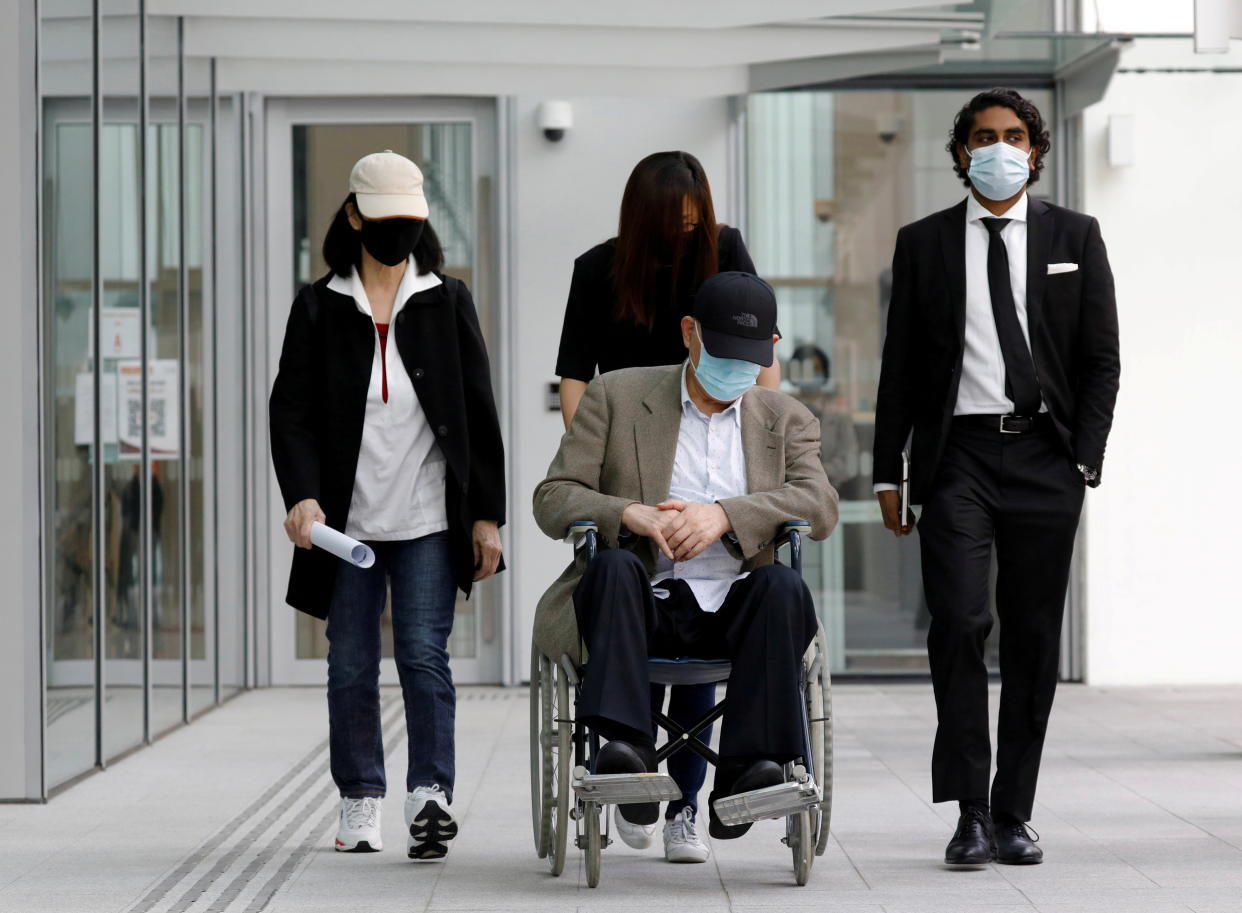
left=650, top=683, right=717, bottom=819
left=326, top=531, right=457, bottom=800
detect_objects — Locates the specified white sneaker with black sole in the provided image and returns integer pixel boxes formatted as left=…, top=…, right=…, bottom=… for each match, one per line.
left=614, top=805, right=658, bottom=850
left=664, top=808, right=710, bottom=863
left=405, top=785, right=458, bottom=860
left=335, top=796, right=382, bottom=852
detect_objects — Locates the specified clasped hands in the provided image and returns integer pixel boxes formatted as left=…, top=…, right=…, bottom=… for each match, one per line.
left=620, top=499, right=732, bottom=562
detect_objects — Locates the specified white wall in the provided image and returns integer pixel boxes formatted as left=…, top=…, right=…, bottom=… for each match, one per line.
left=508, top=96, right=733, bottom=680
left=1080, top=40, right=1242, bottom=684
left=0, top=0, right=44, bottom=800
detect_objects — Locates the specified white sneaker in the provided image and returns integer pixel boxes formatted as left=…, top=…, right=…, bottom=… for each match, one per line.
left=405, top=785, right=458, bottom=861
left=335, top=797, right=382, bottom=852
left=664, top=808, right=710, bottom=863
left=614, top=804, right=658, bottom=850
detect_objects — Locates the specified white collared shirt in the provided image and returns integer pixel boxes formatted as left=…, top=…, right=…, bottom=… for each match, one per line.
left=327, top=258, right=449, bottom=542
left=958, top=191, right=1047, bottom=416
left=650, top=364, right=749, bottom=613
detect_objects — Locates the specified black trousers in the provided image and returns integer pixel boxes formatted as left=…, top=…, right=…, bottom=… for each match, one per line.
left=918, top=421, right=1085, bottom=822
left=573, top=549, right=817, bottom=771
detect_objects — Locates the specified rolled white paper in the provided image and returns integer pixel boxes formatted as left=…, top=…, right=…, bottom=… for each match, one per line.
left=310, top=522, right=376, bottom=569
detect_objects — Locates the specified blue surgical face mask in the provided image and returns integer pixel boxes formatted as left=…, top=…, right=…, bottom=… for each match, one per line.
left=967, top=142, right=1032, bottom=202
left=691, top=325, right=761, bottom=403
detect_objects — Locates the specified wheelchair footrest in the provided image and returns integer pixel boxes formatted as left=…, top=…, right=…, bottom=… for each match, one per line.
left=571, top=766, right=683, bottom=805
left=711, top=767, right=821, bottom=826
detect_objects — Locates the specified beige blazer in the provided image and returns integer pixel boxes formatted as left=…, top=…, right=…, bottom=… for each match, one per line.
left=532, top=364, right=839, bottom=664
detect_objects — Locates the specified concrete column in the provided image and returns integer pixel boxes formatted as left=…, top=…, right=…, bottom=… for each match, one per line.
left=0, top=0, right=46, bottom=801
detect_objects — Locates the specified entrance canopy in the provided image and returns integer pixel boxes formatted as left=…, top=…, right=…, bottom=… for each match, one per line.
left=135, top=0, right=1110, bottom=97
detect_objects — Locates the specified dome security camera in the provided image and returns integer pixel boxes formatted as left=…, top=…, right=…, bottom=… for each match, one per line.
left=876, top=114, right=903, bottom=145
left=537, top=101, right=573, bottom=142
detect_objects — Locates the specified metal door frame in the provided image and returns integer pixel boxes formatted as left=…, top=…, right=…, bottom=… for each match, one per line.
left=258, top=95, right=508, bottom=687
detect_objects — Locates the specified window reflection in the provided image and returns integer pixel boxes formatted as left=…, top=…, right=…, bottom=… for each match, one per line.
left=750, top=89, right=1054, bottom=674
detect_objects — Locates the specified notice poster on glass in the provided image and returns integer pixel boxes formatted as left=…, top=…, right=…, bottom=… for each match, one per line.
left=96, top=307, right=142, bottom=360
left=73, top=372, right=118, bottom=446
left=117, top=359, right=179, bottom=459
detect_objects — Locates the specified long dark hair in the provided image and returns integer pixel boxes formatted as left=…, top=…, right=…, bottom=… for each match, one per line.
left=322, top=192, right=445, bottom=277
left=611, top=151, right=719, bottom=326
left=946, top=87, right=1051, bottom=188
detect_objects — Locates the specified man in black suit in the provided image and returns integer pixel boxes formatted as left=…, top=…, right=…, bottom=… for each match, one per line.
left=873, top=88, right=1119, bottom=866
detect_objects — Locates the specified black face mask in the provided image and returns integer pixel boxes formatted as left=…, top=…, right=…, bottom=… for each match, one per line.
left=360, top=217, right=424, bottom=266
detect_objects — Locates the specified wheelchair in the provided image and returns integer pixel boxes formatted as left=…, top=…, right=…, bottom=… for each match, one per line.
left=530, top=520, right=833, bottom=887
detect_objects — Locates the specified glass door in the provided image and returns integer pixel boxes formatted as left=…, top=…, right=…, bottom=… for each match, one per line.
left=264, top=98, right=504, bottom=686
left=747, top=88, right=1058, bottom=675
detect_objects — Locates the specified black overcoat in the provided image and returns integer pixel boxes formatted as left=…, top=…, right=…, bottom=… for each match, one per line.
left=268, top=271, right=506, bottom=619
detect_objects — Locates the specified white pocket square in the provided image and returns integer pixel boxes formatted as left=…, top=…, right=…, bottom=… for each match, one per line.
left=1047, top=262, right=1078, bottom=275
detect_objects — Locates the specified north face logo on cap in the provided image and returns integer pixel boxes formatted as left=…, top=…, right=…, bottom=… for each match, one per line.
left=732, top=312, right=758, bottom=329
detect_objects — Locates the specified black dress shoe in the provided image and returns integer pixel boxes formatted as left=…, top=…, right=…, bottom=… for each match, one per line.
left=944, top=806, right=995, bottom=865
left=708, top=759, right=784, bottom=841
left=594, top=740, right=659, bottom=825
left=994, top=819, right=1043, bottom=865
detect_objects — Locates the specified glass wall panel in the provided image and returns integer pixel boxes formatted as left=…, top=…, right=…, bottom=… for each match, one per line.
left=186, top=60, right=215, bottom=716
left=214, top=93, right=247, bottom=700
left=748, top=88, right=1056, bottom=675
left=289, top=122, right=482, bottom=664
left=147, top=19, right=184, bottom=733
left=42, top=0, right=98, bottom=788
left=101, top=0, right=146, bottom=759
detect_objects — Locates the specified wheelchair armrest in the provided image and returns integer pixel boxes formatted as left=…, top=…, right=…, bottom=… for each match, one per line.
left=566, top=520, right=599, bottom=563
left=775, top=519, right=812, bottom=548
left=775, top=520, right=812, bottom=575
left=564, top=520, right=599, bottom=542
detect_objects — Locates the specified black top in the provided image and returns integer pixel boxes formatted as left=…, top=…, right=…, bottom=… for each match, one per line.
left=555, top=225, right=757, bottom=380
left=269, top=272, right=506, bottom=619
left=873, top=196, right=1119, bottom=501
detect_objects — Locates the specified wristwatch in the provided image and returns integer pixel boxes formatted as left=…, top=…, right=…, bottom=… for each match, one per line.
left=1076, top=463, right=1099, bottom=483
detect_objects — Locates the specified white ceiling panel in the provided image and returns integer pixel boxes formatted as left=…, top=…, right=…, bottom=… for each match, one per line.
left=185, top=18, right=944, bottom=68
left=152, top=0, right=956, bottom=29
left=213, top=58, right=752, bottom=97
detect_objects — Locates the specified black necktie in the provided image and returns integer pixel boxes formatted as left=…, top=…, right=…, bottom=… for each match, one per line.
left=980, top=217, right=1041, bottom=416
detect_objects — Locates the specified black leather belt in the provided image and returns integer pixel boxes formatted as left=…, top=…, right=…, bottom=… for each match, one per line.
left=953, top=413, right=1051, bottom=435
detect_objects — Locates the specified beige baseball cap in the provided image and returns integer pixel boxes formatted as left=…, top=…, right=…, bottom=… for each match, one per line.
left=349, top=150, right=429, bottom=220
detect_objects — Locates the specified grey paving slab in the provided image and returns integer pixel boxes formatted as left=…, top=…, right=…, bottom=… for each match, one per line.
left=2, top=684, right=1242, bottom=913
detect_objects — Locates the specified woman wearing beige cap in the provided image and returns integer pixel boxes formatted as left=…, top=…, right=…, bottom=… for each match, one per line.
left=269, top=150, right=506, bottom=861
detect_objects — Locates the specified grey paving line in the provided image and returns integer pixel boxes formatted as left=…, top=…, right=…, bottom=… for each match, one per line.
left=457, top=688, right=525, bottom=702
left=125, top=740, right=331, bottom=913
left=126, top=696, right=400, bottom=913
left=217, top=701, right=407, bottom=913
left=164, top=752, right=336, bottom=913
left=206, top=781, right=339, bottom=912
left=242, top=802, right=339, bottom=913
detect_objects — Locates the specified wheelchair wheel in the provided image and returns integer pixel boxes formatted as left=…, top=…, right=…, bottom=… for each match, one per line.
left=584, top=801, right=602, bottom=888
left=790, top=807, right=813, bottom=886
left=529, top=646, right=547, bottom=856
left=809, top=627, right=834, bottom=857
left=530, top=648, right=572, bottom=875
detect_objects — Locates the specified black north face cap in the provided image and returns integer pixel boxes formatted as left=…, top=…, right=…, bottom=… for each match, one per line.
left=692, top=271, right=777, bottom=367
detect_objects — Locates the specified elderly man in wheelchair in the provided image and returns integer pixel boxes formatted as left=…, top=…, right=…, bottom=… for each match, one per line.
left=531, top=273, right=838, bottom=883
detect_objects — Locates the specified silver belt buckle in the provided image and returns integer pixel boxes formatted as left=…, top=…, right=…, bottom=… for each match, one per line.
left=999, top=415, right=1021, bottom=434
